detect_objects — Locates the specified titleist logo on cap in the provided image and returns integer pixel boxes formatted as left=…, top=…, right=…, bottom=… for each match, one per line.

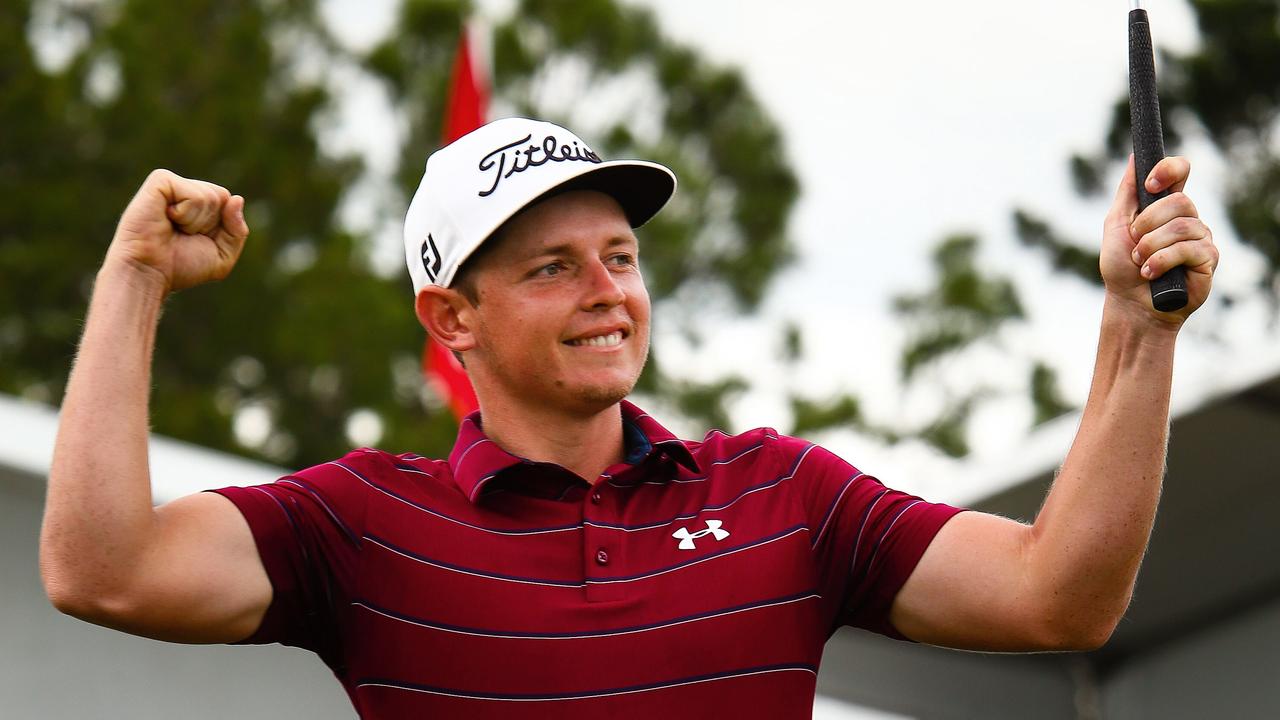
left=402, top=117, right=676, bottom=294
left=478, top=133, right=603, bottom=198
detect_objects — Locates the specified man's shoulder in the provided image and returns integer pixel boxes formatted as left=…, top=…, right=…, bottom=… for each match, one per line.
left=287, top=447, right=451, bottom=496
left=681, top=426, right=817, bottom=472
left=679, top=426, right=856, bottom=485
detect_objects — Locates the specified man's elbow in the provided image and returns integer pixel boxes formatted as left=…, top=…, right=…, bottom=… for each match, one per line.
left=1038, top=605, right=1125, bottom=652
left=42, top=570, right=96, bottom=619
left=1047, top=617, right=1119, bottom=652
left=40, top=560, right=135, bottom=626
left=40, top=548, right=81, bottom=616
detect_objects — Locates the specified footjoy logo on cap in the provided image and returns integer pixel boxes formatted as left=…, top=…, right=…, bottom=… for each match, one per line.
left=477, top=133, right=602, bottom=198
left=420, top=234, right=442, bottom=282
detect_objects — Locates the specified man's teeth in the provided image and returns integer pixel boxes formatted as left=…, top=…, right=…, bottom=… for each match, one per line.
left=569, top=332, right=623, bottom=347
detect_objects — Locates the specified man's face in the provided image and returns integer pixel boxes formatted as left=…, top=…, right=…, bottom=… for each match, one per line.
left=458, top=190, right=651, bottom=416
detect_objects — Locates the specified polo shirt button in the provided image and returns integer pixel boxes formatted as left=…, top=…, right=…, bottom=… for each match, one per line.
left=595, top=548, right=609, bottom=565
left=591, top=490, right=602, bottom=504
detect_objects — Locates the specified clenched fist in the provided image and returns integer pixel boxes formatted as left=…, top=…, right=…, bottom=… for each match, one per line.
left=1100, top=155, right=1217, bottom=327
left=106, top=169, right=250, bottom=294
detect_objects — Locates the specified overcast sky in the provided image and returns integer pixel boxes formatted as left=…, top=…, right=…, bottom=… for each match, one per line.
left=318, top=0, right=1275, bottom=506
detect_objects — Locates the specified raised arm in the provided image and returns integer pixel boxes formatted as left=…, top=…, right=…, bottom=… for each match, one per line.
left=889, top=155, right=1218, bottom=651
left=40, top=170, right=270, bottom=643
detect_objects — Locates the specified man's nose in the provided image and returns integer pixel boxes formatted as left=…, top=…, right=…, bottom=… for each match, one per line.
left=580, top=260, right=626, bottom=310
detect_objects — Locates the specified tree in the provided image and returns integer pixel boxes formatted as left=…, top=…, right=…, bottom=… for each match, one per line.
left=367, top=0, right=799, bottom=429
left=811, top=0, right=1276, bottom=458
left=1, top=0, right=799, bottom=467
left=783, top=233, right=1063, bottom=458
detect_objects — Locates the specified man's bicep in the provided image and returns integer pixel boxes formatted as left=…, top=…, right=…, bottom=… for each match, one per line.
left=113, top=492, right=272, bottom=643
left=888, top=510, right=1055, bottom=652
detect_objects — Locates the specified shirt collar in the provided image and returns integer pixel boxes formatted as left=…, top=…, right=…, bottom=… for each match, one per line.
left=446, top=400, right=701, bottom=503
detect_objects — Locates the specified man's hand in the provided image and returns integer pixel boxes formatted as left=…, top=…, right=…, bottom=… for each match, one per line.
left=1101, top=155, right=1218, bottom=327
left=106, top=169, right=250, bottom=293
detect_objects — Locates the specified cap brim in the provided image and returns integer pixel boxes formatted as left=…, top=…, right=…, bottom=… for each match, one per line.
left=446, top=159, right=676, bottom=287
left=549, top=160, right=676, bottom=229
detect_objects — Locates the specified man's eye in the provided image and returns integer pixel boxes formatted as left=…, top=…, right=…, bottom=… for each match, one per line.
left=608, top=254, right=636, bottom=267
left=537, top=263, right=563, bottom=276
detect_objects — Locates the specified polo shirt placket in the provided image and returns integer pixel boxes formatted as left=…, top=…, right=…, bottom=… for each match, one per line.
left=583, top=469, right=618, bottom=603
left=581, top=450, right=678, bottom=604
left=456, top=413, right=698, bottom=605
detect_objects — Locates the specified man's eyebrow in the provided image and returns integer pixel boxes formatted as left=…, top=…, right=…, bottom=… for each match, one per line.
left=524, top=243, right=573, bottom=259
left=521, top=236, right=637, bottom=260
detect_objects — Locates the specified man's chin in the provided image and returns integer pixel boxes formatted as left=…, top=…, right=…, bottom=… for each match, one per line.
left=564, top=357, right=646, bottom=412
left=571, top=380, right=635, bottom=413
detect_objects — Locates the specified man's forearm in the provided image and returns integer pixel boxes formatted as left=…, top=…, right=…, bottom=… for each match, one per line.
left=1029, top=296, right=1177, bottom=637
left=41, top=260, right=168, bottom=610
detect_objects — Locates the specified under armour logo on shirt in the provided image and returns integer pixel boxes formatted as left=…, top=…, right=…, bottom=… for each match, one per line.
left=672, top=520, right=730, bottom=550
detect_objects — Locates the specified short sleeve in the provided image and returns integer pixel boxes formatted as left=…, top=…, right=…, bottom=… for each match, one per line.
left=207, top=453, right=368, bottom=661
left=777, top=435, right=965, bottom=639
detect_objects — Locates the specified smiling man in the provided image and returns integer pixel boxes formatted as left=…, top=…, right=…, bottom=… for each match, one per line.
left=42, top=118, right=1218, bottom=718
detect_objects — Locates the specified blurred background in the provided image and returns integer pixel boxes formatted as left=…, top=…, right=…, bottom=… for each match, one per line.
left=2, top=0, right=1279, bottom=717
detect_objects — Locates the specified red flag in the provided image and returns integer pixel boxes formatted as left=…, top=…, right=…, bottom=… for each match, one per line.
left=442, top=27, right=489, bottom=143
left=423, top=25, right=487, bottom=421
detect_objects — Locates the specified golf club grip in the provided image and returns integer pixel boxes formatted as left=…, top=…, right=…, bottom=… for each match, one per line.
left=1129, top=8, right=1188, bottom=312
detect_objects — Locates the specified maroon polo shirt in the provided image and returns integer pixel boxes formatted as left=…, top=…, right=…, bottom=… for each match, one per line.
left=211, top=400, right=963, bottom=719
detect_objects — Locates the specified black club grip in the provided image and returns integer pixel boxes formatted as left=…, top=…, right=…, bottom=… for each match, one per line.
left=1129, top=8, right=1188, bottom=312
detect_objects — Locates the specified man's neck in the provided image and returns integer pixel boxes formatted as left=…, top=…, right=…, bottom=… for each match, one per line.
left=474, top=399, right=625, bottom=485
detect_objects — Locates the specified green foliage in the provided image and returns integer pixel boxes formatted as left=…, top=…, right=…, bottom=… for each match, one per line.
left=789, top=394, right=862, bottom=437
left=868, top=219, right=1084, bottom=455
left=1012, top=209, right=1100, bottom=285
left=2, top=0, right=420, bottom=468
left=894, top=234, right=1023, bottom=381
left=780, top=321, right=803, bottom=363
left=782, top=232, right=1025, bottom=455
left=1029, top=361, right=1071, bottom=426
left=2, top=0, right=799, bottom=466
left=1068, top=152, right=1106, bottom=196
left=883, top=234, right=1023, bottom=455
left=916, top=397, right=976, bottom=459
left=667, top=376, right=749, bottom=432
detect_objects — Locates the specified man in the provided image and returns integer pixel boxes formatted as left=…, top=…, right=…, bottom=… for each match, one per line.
left=41, top=118, right=1217, bottom=717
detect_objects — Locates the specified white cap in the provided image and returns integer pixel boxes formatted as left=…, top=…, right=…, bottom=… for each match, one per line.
left=403, top=117, right=677, bottom=293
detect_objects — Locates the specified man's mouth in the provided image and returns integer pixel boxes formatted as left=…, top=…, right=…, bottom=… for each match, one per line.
left=565, top=330, right=625, bottom=348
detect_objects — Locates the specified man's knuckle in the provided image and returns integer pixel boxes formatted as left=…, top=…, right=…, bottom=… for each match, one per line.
left=146, top=168, right=172, bottom=184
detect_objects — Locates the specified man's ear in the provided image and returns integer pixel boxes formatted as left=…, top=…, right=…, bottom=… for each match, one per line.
left=415, top=287, right=476, bottom=354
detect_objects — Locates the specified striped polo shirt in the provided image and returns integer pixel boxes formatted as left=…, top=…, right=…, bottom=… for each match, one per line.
left=212, top=400, right=963, bottom=719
